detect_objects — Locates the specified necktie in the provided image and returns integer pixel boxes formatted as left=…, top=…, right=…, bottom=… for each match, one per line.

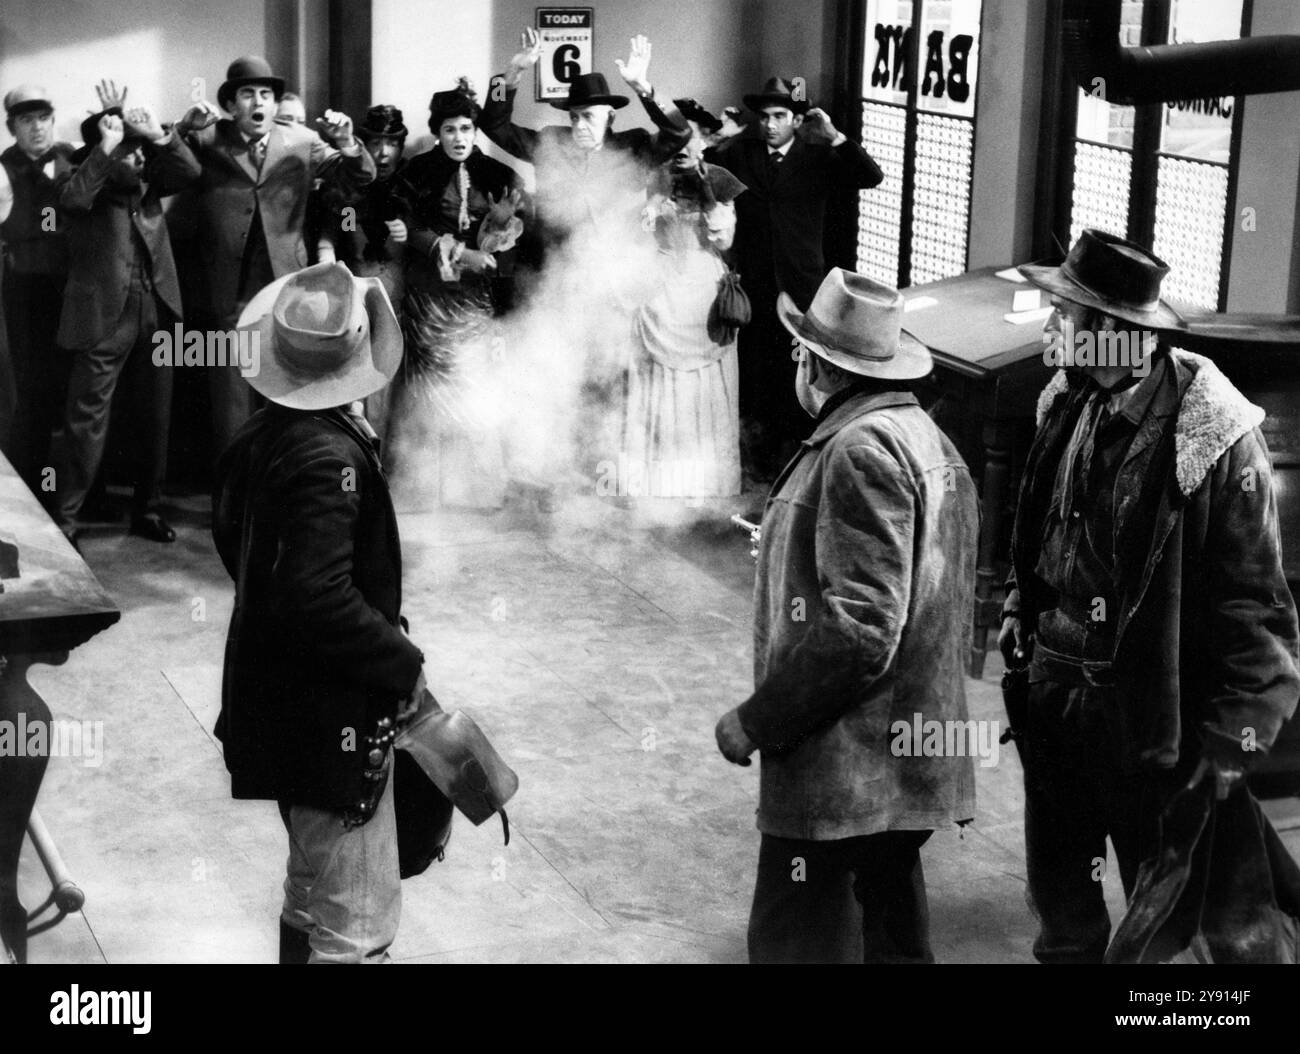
left=250, top=137, right=267, bottom=172
left=767, top=150, right=783, bottom=179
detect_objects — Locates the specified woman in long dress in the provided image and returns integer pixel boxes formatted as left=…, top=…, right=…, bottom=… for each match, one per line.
left=623, top=103, right=746, bottom=500
left=386, top=79, right=524, bottom=509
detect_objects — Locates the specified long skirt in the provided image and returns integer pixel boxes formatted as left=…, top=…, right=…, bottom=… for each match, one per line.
left=622, top=249, right=741, bottom=498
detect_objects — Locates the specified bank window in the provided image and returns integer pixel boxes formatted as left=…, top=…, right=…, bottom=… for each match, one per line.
left=856, top=0, right=983, bottom=288
left=1067, top=0, right=1244, bottom=309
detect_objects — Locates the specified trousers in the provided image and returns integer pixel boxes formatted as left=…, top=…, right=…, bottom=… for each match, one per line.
left=48, top=278, right=171, bottom=524
left=1021, top=677, right=1184, bottom=963
left=1, top=269, right=69, bottom=496
left=277, top=764, right=401, bottom=964
left=747, top=830, right=934, bottom=963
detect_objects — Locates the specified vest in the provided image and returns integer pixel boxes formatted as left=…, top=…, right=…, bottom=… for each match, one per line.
left=0, top=142, right=75, bottom=275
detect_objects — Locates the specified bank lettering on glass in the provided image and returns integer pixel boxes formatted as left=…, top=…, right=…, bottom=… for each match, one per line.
left=872, top=24, right=974, bottom=104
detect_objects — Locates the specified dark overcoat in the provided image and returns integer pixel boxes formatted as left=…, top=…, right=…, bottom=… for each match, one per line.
left=212, top=404, right=423, bottom=808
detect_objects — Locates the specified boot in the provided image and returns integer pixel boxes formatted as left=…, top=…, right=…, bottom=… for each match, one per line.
left=279, top=919, right=311, bottom=964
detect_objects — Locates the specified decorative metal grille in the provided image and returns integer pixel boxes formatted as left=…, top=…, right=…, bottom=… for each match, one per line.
left=1152, top=154, right=1229, bottom=310
left=1070, top=141, right=1133, bottom=245
left=858, top=101, right=906, bottom=285
left=911, top=112, right=974, bottom=285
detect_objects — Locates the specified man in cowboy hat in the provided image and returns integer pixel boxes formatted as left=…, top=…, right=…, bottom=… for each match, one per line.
left=0, top=83, right=78, bottom=494
left=715, top=267, right=979, bottom=963
left=213, top=261, right=425, bottom=963
left=709, top=76, right=884, bottom=483
left=48, top=100, right=200, bottom=546
left=481, top=30, right=688, bottom=249
left=174, top=55, right=375, bottom=459
left=999, top=228, right=1300, bottom=962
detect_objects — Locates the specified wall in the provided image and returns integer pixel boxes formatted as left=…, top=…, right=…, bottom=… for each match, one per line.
left=967, top=0, right=1044, bottom=269
left=0, top=0, right=266, bottom=145
left=371, top=0, right=836, bottom=171
left=1227, top=0, right=1300, bottom=313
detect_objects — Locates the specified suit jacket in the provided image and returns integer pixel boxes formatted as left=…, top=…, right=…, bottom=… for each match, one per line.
left=56, top=135, right=200, bottom=350
left=738, top=389, right=980, bottom=839
left=185, top=119, right=375, bottom=323
left=480, top=86, right=688, bottom=247
left=212, top=404, right=424, bottom=809
left=709, top=134, right=883, bottom=309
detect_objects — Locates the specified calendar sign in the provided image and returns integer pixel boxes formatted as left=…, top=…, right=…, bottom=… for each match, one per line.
left=536, top=8, right=594, bottom=102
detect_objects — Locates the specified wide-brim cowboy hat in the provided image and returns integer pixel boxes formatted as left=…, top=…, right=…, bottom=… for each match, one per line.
left=236, top=262, right=402, bottom=410
left=743, top=76, right=810, bottom=115
left=778, top=268, right=933, bottom=381
left=218, top=55, right=286, bottom=109
left=1019, top=228, right=1185, bottom=331
left=549, top=72, right=629, bottom=110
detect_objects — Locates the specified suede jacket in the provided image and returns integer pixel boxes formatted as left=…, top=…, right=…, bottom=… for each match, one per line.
left=738, top=390, right=980, bottom=840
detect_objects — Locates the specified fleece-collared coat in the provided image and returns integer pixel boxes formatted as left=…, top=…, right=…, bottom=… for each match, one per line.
left=1007, top=350, right=1300, bottom=770
left=737, top=390, right=981, bottom=840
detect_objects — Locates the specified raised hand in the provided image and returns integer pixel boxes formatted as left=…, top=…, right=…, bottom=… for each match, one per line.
left=95, top=78, right=128, bottom=112
left=798, top=107, right=843, bottom=146
left=614, top=34, right=652, bottom=96
left=97, top=112, right=125, bottom=156
left=316, top=109, right=356, bottom=149
left=124, top=105, right=166, bottom=143
left=175, top=99, right=221, bottom=136
left=505, top=26, right=543, bottom=86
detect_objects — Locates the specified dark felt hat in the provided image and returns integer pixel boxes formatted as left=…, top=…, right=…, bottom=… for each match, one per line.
left=358, top=104, right=408, bottom=141
left=428, top=80, right=481, bottom=132
left=72, top=107, right=147, bottom=163
left=673, top=97, right=722, bottom=134
left=549, top=73, right=628, bottom=111
left=1019, top=228, right=1184, bottom=330
left=743, top=76, right=810, bottom=115
left=218, top=55, right=285, bottom=109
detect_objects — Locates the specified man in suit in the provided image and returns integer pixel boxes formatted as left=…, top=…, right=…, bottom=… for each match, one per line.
left=213, top=261, right=424, bottom=964
left=481, top=30, right=688, bottom=252
left=175, top=55, right=375, bottom=457
left=710, top=78, right=884, bottom=480
left=48, top=104, right=200, bottom=545
left=0, top=84, right=77, bottom=495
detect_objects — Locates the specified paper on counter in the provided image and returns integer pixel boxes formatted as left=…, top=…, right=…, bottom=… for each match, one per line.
left=1003, top=306, right=1054, bottom=325
left=903, top=296, right=938, bottom=312
left=995, top=267, right=1028, bottom=283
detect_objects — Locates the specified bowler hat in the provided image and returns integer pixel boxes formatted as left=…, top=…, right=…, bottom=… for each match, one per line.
left=1019, top=229, right=1184, bottom=330
left=3, top=84, right=53, bottom=118
left=236, top=262, right=402, bottom=410
left=743, top=76, right=810, bottom=115
left=549, top=72, right=629, bottom=111
left=358, top=103, right=408, bottom=141
left=778, top=268, right=932, bottom=381
left=218, top=55, right=285, bottom=110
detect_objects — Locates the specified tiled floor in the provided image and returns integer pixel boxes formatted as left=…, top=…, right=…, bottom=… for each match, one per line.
left=16, top=490, right=1299, bottom=963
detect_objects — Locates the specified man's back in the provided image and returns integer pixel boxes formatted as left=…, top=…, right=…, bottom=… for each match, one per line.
left=213, top=404, right=422, bottom=809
